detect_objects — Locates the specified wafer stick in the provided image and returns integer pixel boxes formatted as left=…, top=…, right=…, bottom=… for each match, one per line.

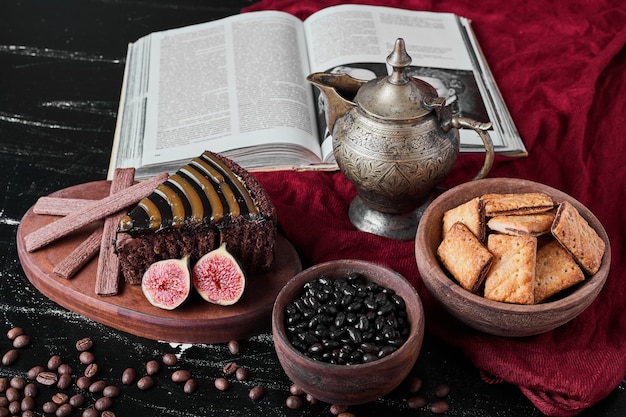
left=25, top=172, right=167, bottom=252
left=53, top=229, right=103, bottom=279
left=33, top=197, right=93, bottom=216
left=95, top=168, right=135, bottom=296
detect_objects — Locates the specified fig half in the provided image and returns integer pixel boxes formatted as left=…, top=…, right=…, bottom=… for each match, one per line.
left=141, top=256, right=191, bottom=310
left=192, top=243, right=246, bottom=305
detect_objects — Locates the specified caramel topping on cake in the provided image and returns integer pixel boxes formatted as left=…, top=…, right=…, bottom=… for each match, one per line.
left=119, top=151, right=261, bottom=233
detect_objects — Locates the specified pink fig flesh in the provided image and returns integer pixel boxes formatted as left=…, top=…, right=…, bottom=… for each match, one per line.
left=192, top=243, right=246, bottom=305
left=141, top=257, right=191, bottom=310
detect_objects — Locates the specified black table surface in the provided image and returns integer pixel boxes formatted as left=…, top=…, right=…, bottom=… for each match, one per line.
left=1, top=1, right=624, bottom=416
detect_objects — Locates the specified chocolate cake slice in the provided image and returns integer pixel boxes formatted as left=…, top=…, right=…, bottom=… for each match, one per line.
left=115, top=151, right=277, bottom=285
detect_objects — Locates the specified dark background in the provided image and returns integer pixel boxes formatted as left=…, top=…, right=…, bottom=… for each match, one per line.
left=1, top=1, right=624, bottom=416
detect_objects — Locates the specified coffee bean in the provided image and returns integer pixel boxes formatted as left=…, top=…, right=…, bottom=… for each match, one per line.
left=8, top=401, right=19, bottom=415
left=94, top=396, right=113, bottom=411
left=330, top=404, right=349, bottom=415
left=0, top=378, right=8, bottom=392
left=36, top=372, right=58, bottom=386
left=57, top=374, right=72, bottom=390
left=88, top=380, right=107, bottom=393
left=289, top=384, right=305, bottom=396
left=26, top=365, right=44, bottom=380
left=55, top=403, right=73, bottom=417
left=69, top=393, right=86, bottom=407
left=52, top=392, right=69, bottom=405
left=434, top=383, right=451, bottom=398
left=22, top=411, right=36, bottom=417
left=222, top=361, right=238, bottom=375
left=76, top=376, right=91, bottom=390
left=0, top=397, right=7, bottom=407
left=121, top=368, right=137, bottom=385
left=5, top=387, right=19, bottom=402
left=407, top=376, right=422, bottom=393
left=82, top=407, right=98, bottom=417
left=338, top=413, right=356, bottom=417
left=103, top=385, right=121, bottom=398
left=285, top=395, right=303, bottom=410
left=42, top=401, right=58, bottom=413
left=162, top=353, right=177, bottom=366
left=228, top=340, right=240, bottom=355
left=137, top=375, right=154, bottom=390
left=407, top=395, right=426, bottom=409
left=6, top=327, right=24, bottom=340
left=101, top=411, right=116, bottom=417
left=47, top=355, right=63, bottom=370
left=306, top=393, right=317, bottom=404
left=2, top=349, right=19, bottom=366
left=171, top=370, right=192, bottom=383
left=9, top=377, right=26, bottom=390
left=20, top=396, right=36, bottom=411
left=57, top=363, right=73, bottom=375
left=79, top=351, right=95, bottom=365
left=183, top=378, right=198, bottom=394
left=75, top=337, right=93, bottom=352
left=23, top=383, right=37, bottom=398
left=84, top=363, right=98, bottom=378
left=146, top=360, right=160, bottom=375
left=12, top=334, right=31, bottom=349
left=214, top=377, right=229, bottom=391
left=248, top=386, right=264, bottom=401
left=431, top=400, right=449, bottom=414
left=235, top=367, right=248, bottom=381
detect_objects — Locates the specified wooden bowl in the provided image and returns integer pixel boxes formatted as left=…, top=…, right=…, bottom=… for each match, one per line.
left=415, top=178, right=611, bottom=337
left=272, top=259, right=425, bottom=405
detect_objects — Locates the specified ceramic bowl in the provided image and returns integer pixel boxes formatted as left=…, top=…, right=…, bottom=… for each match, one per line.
left=415, top=177, right=611, bottom=337
left=272, top=259, right=425, bottom=405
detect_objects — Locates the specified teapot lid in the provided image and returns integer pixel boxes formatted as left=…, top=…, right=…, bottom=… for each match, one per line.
left=355, top=38, right=438, bottom=121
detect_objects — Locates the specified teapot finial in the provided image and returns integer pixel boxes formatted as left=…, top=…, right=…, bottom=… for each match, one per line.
left=387, top=38, right=412, bottom=85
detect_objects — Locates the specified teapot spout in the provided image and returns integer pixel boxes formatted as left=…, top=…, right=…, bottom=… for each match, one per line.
left=307, top=72, right=364, bottom=135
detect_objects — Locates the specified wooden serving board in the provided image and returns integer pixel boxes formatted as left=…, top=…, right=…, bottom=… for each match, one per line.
left=16, top=181, right=302, bottom=344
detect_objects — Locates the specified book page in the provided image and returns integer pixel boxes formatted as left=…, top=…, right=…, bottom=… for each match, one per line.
left=303, top=5, right=511, bottom=151
left=139, top=11, right=320, bottom=167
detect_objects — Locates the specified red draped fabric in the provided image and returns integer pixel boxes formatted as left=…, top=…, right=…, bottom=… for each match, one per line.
left=243, top=1, right=626, bottom=415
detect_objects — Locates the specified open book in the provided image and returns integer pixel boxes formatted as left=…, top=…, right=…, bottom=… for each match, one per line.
left=108, top=4, right=527, bottom=180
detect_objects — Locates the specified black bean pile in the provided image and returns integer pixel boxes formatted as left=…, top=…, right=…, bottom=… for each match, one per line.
left=284, top=272, right=410, bottom=365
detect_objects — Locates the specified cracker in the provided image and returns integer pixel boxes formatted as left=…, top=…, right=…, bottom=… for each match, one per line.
left=442, top=197, right=486, bottom=241
left=551, top=201, right=605, bottom=275
left=481, top=192, right=554, bottom=216
left=534, top=240, right=584, bottom=303
left=483, top=234, right=537, bottom=304
left=487, top=212, right=555, bottom=237
left=437, top=222, right=493, bottom=293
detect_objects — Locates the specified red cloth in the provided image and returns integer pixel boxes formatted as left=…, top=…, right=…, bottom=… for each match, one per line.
left=243, top=1, right=626, bottom=415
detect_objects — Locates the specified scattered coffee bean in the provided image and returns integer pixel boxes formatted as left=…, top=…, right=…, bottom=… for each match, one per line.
left=52, top=392, right=69, bottom=405
left=79, top=351, right=95, bottom=365
left=36, top=371, right=58, bottom=386
left=338, top=413, right=356, bottom=417
left=82, top=407, right=99, bottom=417
left=6, top=327, right=24, bottom=340
left=121, top=367, right=137, bottom=385
left=23, top=383, right=37, bottom=398
left=162, top=353, right=177, bottom=366
left=103, top=385, right=121, bottom=398
left=22, top=411, right=36, bottom=417
left=137, top=376, right=154, bottom=390
left=88, top=380, right=107, bottom=393
left=228, top=339, right=240, bottom=355
left=55, top=403, right=73, bottom=417
left=0, top=397, right=7, bottom=407
left=94, top=396, right=113, bottom=411
left=146, top=360, right=160, bottom=375
left=57, top=363, right=73, bottom=375
left=306, top=393, right=317, bottom=404
left=223, top=361, right=238, bottom=375
left=407, top=375, right=422, bottom=393
left=26, top=365, right=44, bottom=380
left=2, top=349, right=19, bottom=366
left=214, top=377, right=229, bottom=391
left=431, top=400, right=449, bottom=414
left=289, top=383, right=305, bottom=396
left=171, top=370, right=192, bottom=383
left=69, top=393, right=86, bottom=407
left=5, top=387, right=19, bottom=402
left=42, top=401, right=58, bottom=413
left=12, top=334, right=31, bottom=349
left=47, top=355, right=63, bottom=370
left=434, top=383, right=451, bottom=398
left=330, top=404, right=349, bottom=415
left=101, top=411, right=116, bottom=417
left=407, top=395, right=426, bottom=409
left=235, top=366, right=248, bottom=381
left=57, top=373, right=72, bottom=390
left=0, top=378, right=8, bottom=392
left=75, top=337, right=93, bottom=352
left=286, top=395, right=303, bottom=410
left=84, top=363, right=99, bottom=378
left=9, top=377, right=26, bottom=390
left=248, top=385, right=264, bottom=401
left=21, top=395, right=35, bottom=411
left=8, top=401, right=19, bottom=415
left=183, top=378, right=198, bottom=394
left=76, top=376, right=91, bottom=390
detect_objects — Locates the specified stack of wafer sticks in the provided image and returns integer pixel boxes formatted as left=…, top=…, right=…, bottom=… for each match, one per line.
left=24, top=169, right=168, bottom=296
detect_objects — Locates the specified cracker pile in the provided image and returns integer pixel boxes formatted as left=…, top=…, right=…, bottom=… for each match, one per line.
left=437, top=193, right=605, bottom=304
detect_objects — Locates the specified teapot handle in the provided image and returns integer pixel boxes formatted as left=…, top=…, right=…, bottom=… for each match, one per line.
left=450, top=117, right=495, bottom=180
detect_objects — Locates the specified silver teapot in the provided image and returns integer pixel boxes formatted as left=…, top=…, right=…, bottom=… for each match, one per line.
left=308, top=38, right=494, bottom=240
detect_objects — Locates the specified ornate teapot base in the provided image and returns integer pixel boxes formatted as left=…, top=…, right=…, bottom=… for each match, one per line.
left=348, top=196, right=432, bottom=241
